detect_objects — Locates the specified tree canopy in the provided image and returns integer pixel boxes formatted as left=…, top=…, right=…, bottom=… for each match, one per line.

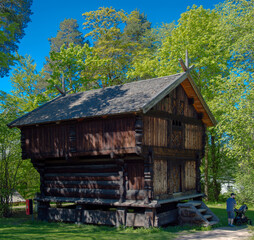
left=0, top=0, right=33, bottom=77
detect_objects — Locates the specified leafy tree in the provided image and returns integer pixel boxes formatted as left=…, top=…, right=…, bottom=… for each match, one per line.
left=48, top=18, right=86, bottom=53
left=44, top=18, right=87, bottom=84
left=83, top=7, right=153, bottom=86
left=10, top=54, right=47, bottom=113
left=0, top=0, right=33, bottom=77
left=216, top=0, right=254, bottom=71
left=0, top=55, right=44, bottom=216
left=212, top=71, right=254, bottom=203
left=0, top=92, right=22, bottom=217
left=46, top=43, right=103, bottom=95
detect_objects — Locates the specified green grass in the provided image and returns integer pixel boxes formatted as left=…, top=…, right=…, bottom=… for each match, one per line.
left=0, top=204, right=254, bottom=240
left=207, top=203, right=254, bottom=239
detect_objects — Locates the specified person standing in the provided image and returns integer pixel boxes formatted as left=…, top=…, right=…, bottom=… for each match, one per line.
left=226, top=193, right=237, bottom=227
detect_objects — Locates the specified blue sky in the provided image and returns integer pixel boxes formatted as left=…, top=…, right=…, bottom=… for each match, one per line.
left=1, top=0, right=223, bottom=93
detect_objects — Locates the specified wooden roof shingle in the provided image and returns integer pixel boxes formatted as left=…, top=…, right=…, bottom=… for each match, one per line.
left=8, top=71, right=216, bottom=128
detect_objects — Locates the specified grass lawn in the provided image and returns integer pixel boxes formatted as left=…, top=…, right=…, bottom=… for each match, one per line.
left=0, top=204, right=253, bottom=240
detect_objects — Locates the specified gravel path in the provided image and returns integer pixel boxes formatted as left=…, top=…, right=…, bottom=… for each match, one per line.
left=174, top=226, right=252, bottom=240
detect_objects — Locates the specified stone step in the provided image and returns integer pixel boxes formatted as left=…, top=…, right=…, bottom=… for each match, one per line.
left=208, top=221, right=219, bottom=225
left=198, top=208, right=207, bottom=213
left=188, top=201, right=201, bottom=207
left=204, top=214, right=212, bottom=219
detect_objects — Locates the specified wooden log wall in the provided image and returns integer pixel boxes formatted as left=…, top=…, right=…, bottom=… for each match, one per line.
left=43, top=160, right=121, bottom=200
left=35, top=157, right=146, bottom=203
left=21, top=115, right=136, bottom=160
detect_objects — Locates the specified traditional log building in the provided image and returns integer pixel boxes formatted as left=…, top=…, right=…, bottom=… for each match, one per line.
left=8, top=61, right=218, bottom=227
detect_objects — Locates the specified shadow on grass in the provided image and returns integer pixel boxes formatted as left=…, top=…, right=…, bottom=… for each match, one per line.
left=1, top=207, right=253, bottom=240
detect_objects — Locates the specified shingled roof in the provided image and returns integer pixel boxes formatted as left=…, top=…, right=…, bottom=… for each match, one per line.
left=8, top=71, right=216, bottom=128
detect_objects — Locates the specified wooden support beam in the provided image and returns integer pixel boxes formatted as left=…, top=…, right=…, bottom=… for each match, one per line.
left=117, top=159, right=125, bottom=203
left=76, top=205, right=83, bottom=224
left=116, top=207, right=126, bottom=227
left=144, top=149, right=153, bottom=204
left=144, top=208, right=156, bottom=228
left=37, top=201, right=50, bottom=221
left=135, top=115, right=143, bottom=155
left=145, top=110, right=203, bottom=126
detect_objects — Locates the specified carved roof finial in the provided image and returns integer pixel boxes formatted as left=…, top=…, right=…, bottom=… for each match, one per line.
left=185, top=49, right=189, bottom=69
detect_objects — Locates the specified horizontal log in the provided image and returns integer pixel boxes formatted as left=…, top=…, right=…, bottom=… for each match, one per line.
left=45, top=166, right=119, bottom=174
left=143, top=146, right=198, bottom=158
left=48, top=208, right=77, bottom=222
left=45, top=164, right=117, bottom=170
left=126, top=190, right=146, bottom=200
left=29, top=147, right=138, bottom=161
left=36, top=196, right=158, bottom=208
left=44, top=159, right=117, bottom=166
left=83, top=210, right=116, bottom=226
left=45, top=180, right=120, bottom=185
left=45, top=187, right=119, bottom=195
left=45, top=181, right=119, bottom=190
left=69, top=148, right=137, bottom=158
left=45, top=188, right=119, bottom=199
left=44, top=176, right=120, bottom=181
left=44, top=172, right=118, bottom=177
left=146, top=110, right=203, bottom=126
left=157, top=209, right=178, bottom=226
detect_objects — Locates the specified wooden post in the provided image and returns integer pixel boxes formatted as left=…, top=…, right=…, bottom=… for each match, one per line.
left=144, top=208, right=156, bottom=228
left=135, top=116, right=143, bottom=155
left=37, top=201, right=50, bottom=221
left=116, top=207, right=126, bottom=227
left=32, top=161, right=45, bottom=197
left=196, top=153, right=202, bottom=193
left=144, top=149, right=153, bottom=204
left=116, top=159, right=125, bottom=203
left=76, top=205, right=83, bottom=224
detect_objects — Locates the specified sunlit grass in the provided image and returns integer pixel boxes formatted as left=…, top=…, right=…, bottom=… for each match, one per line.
left=0, top=204, right=253, bottom=240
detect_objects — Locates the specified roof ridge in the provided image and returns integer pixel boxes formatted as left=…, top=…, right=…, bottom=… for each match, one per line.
left=59, top=72, right=185, bottom=98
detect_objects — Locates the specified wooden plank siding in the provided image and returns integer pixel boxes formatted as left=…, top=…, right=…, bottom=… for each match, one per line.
left=153, top=158, right=197, bottom=199
left=21, top=115, right=137, bottom=160
left=143, top=85, right=204, bottom=152
left=144, top=84, right=205, bottom=199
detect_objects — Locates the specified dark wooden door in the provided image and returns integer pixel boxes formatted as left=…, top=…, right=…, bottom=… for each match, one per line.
left=168, top=160, right=182, bottom=194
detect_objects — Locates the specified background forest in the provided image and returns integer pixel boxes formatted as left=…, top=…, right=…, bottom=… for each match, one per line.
left=0, top=0, right=253, bottom=217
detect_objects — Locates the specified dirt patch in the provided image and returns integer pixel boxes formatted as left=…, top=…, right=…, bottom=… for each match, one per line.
left=174, top=226, right=252, bottom=240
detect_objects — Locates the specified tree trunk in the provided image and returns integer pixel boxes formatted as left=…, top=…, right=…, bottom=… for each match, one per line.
left=204, top=133, right=209, bottom=200
left=211, top=134, right=220, bottom=201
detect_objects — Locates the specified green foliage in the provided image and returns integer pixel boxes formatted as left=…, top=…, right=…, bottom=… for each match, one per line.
left=0, top=0, right=33, bottom=77
left=0, top=13, right=17, bottom=77
left=47, top=43, right=103, bottom=95
left=10, top=54, right=48, bottom=113
left=49, top=18, right=86, bottom=53
left=216, top=0, right=254, bottom=71
left=44, top=18, right=87, bottom=86
left=0, top=95, right=21, bottom=216
left=83, top=7, right=154, bottom=86
left=0, top=55, right=44, bottom=216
